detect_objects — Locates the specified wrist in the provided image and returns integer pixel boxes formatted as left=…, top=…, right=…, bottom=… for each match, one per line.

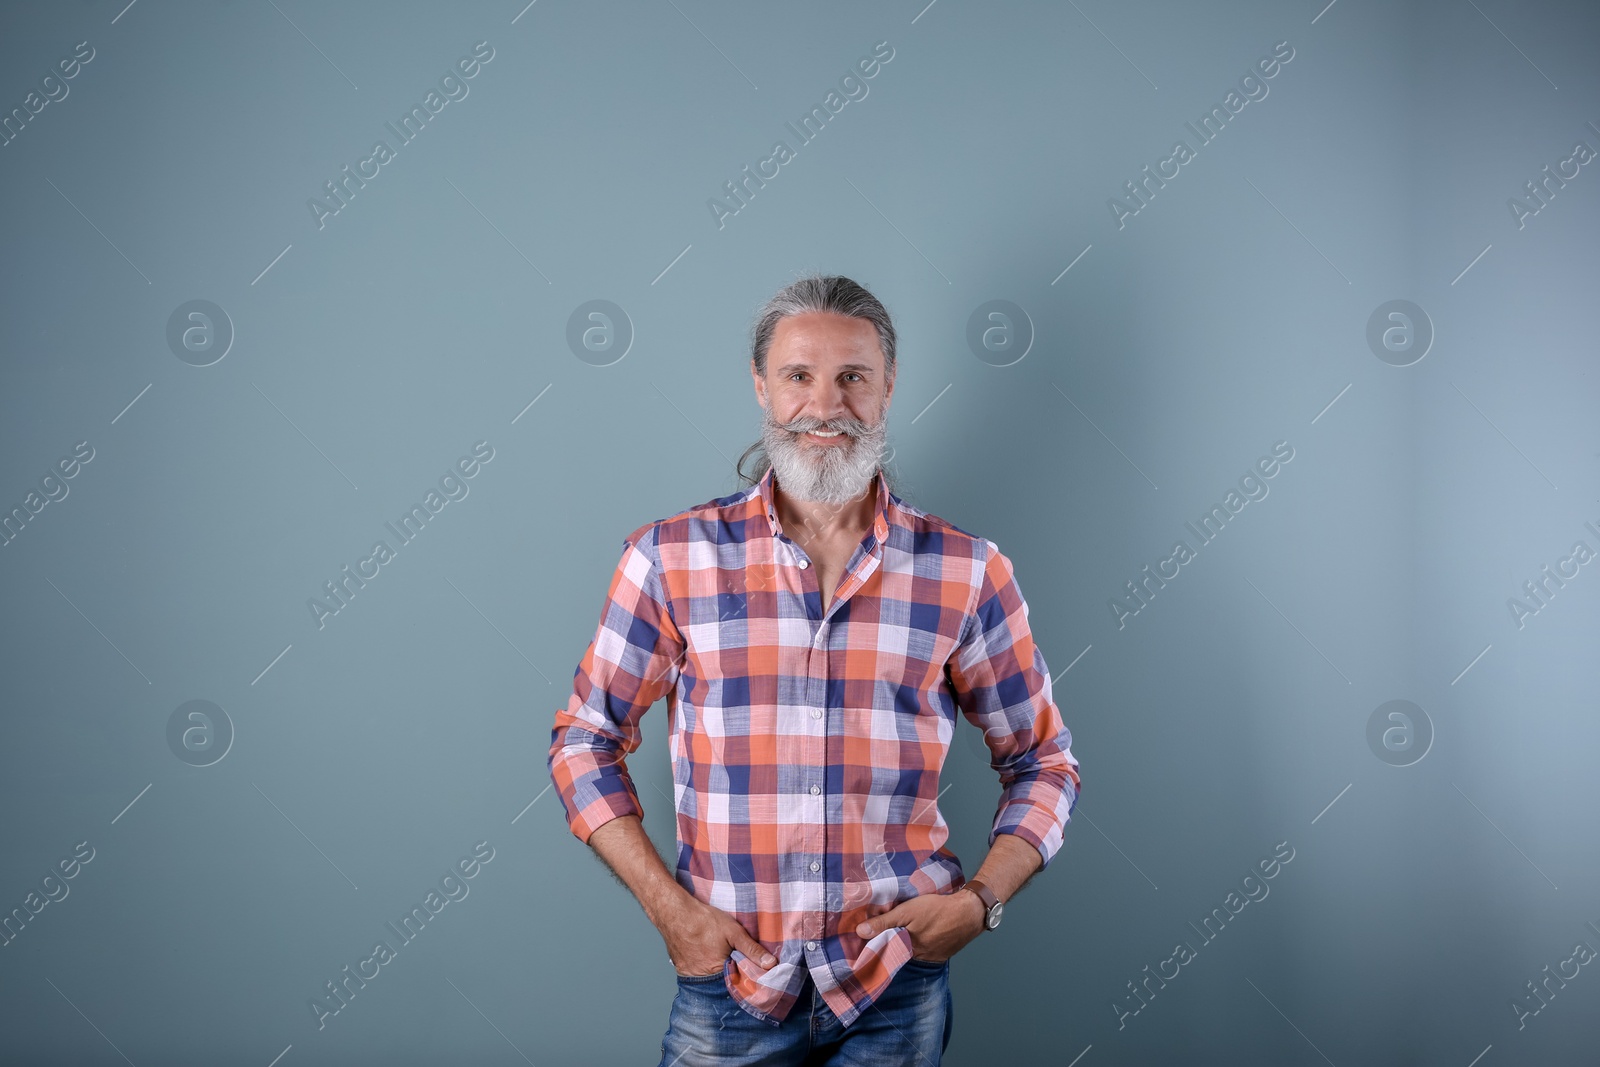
left=960, top=877, right=1003, bottom=933
left=967, top=888, right=987, bottom=932
left=645, top=882, right=698, bottom=928
left=959, top=882, right=988, bottom=932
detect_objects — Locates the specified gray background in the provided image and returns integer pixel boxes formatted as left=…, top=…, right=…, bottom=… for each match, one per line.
left=2, top=0, right=1597, bottom=1063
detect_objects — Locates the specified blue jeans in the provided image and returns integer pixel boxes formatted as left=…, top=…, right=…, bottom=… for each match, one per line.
left=656, top=957, right=953, bottom=1066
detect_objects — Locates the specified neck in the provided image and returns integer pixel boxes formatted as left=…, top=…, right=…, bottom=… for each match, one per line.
left=773, top=470, right=876, bottom=542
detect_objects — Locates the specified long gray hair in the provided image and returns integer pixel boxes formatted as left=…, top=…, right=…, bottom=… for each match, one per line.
left=735, top=275, right=899, bottom=489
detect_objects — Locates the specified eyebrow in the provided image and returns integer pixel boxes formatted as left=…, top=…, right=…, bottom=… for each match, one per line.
left=774, top=362, right=878, bottom=376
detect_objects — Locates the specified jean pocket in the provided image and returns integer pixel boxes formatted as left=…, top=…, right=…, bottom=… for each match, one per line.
left=675, top=967, right=727, bottom=984
left=904, top=955, right=948, bottom=970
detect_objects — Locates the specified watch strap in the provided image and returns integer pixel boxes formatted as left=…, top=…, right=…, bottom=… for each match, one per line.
left=961, top=878, right=1000, bottom=929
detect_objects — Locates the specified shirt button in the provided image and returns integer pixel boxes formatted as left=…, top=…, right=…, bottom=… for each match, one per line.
left=811, top=709, right=822, bottom=719
left=810, top=860, right=821, bottom=872
left=810, top=784, right=821, bottom=795
left=797, top=559, right=809, bottom=569
left=807, top=940, right=818, bottom=951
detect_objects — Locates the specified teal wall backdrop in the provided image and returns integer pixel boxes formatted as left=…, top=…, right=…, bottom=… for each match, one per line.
left=2, top=1, right=1598, bottom=1063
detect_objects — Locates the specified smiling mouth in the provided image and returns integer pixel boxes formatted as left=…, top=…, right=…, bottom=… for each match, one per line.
left=801, top=429, right=848, bottom=442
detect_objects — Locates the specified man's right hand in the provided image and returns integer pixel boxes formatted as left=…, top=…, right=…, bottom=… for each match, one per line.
left=583, top=816, right=779, bottom=978
left=660, top=895, right=777, bottom=977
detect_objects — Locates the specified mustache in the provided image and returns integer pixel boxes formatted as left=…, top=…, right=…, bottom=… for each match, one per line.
left=783, top=417, right=871, bottom=435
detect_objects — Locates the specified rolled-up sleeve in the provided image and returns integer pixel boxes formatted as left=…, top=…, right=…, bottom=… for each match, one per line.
left=548, top=521, right=684, bottom=845
left=948, top=538, right=1081, bottom=870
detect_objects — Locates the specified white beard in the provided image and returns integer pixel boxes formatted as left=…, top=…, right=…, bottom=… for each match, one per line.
left=760, top=403, right=888, bottom=506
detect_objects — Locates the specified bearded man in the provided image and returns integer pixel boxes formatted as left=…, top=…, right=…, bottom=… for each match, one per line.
left=548, top=274, right=1081, bottom=1066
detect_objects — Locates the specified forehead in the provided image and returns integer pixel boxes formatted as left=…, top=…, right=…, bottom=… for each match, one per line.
left=767, top=311, right=884, bottom=372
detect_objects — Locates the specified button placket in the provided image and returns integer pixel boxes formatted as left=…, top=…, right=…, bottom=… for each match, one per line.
left=806, top=621, right=827, bottom=947
left=793, top=531, right=886, bottom=955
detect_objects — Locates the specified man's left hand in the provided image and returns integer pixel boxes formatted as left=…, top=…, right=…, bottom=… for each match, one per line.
left=855, top=889, right=985, bottom=963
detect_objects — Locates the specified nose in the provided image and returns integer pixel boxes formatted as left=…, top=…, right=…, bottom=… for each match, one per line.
left=806, top=378, right=849, bottom=428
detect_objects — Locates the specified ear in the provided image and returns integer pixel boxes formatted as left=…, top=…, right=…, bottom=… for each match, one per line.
left=751, top=361, right=768, bottom=409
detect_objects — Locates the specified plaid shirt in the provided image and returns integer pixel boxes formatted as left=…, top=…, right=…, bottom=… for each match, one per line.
left=548, top=465, right=1080, bottom=1028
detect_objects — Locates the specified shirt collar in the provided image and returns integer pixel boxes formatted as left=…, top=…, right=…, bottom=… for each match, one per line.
left=757, top=464, right=892, bottom=550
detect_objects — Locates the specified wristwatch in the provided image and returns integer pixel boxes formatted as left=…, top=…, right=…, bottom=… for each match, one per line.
left=960, top=878, right=1003, bottom=932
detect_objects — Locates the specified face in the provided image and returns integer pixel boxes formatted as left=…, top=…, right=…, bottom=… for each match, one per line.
left=753, top=311, right=894, bottom=507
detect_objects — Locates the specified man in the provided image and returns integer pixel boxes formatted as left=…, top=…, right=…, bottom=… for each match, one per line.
left=548, top=275, right=1081, bottom=1066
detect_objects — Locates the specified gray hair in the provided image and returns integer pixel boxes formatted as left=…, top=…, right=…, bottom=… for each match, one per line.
left=748, top=275, right=897, bottom=379
left=736, top=275, right=898, bottom=487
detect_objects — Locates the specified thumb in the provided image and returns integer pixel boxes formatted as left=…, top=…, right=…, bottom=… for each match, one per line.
left=856, top=905, right=905, bottom=939
left=732, top=929, right=777, bottom=968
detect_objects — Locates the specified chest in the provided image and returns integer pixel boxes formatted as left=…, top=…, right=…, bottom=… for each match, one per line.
left=792, top=535, right=857, bottom=612
left=672, top=534, right=972, bottom=703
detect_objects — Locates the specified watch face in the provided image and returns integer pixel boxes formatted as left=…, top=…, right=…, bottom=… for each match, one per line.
left=986, top=902, right=1003, bottom=929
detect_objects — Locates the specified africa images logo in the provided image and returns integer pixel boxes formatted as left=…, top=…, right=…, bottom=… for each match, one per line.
left=706, top=40, right=895, bottom=230
left=1110, top=441, right=1295, bottom=629
left=1108, top=39, right=1295, bottom=230
left=307, top=41, right=495, bottom=230
left=308, top=441, right=495, bottom=630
